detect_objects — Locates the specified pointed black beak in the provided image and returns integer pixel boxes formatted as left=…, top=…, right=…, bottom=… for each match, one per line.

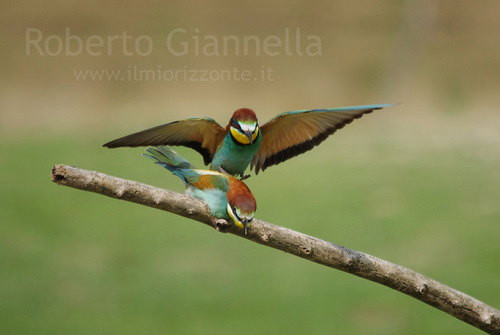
left=243, top=218, right=249, bottom=235
left=244, top=131, right=253, bottom=145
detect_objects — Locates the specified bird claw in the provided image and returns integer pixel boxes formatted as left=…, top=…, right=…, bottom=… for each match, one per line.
left=239, top=174, right=251, bottom=181
left=213, top=218, right=231, bottom=233
left=217, top=167, right=251, bottom=180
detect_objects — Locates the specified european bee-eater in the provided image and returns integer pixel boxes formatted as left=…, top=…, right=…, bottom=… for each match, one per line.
left=105, top=104, right=392, bottom=177
left=143, top=146, right=256, bottom=234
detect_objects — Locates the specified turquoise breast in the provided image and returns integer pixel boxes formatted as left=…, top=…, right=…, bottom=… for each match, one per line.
left=186, top=187, right=228, bottom=219
left=211, top=132, right=261, bottom=175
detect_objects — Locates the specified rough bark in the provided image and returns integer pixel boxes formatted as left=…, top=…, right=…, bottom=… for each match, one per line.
left=51, top=164, right=500, bottom=334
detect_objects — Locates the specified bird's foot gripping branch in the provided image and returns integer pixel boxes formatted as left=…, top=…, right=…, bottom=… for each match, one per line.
left=213, top=218, right=232, bottom=233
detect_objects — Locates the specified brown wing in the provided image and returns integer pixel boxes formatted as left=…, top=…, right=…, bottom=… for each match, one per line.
left=250, top=105, right=390, bottom=174
left=103, top=118, right=226, bottom=165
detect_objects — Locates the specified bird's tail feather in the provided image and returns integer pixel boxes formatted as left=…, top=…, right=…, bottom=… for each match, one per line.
left=142, top=146, right=195, bottom=172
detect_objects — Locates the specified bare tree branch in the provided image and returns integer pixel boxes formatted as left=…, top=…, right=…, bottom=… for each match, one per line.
left=51, top=164, right=500, bottom=334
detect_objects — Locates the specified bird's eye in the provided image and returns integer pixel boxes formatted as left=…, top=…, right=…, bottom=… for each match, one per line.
left=226, top=203, right=239, bottom=222
left=231, top=118, right=241, bottom=130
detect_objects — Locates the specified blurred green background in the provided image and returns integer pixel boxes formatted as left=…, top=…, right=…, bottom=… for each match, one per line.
left=1, top=1, right=499, bottom=334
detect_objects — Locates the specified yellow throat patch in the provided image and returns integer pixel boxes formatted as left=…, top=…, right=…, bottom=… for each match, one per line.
left=230, top=126, right=259, bottom=145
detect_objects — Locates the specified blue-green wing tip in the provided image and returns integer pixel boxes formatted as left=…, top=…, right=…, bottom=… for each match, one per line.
left=288, top=103, right=395, bottom=114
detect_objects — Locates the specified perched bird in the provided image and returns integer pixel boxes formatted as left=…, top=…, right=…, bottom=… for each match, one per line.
left=143, top=146, right=256, bottom=234
left=105, top=104, right=391, bottom=177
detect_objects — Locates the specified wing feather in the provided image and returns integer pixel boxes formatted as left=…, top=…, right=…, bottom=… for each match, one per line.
left=251, top=104, right=391, bottom=173
left=104, top=118, right=226, bottom=165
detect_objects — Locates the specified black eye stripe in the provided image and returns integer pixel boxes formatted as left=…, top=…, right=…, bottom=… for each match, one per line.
left=231, top=205, right=241, bottom=219
left=231, top=118, right=241, bottom=129
left=232, top=120, right=259, bottom=132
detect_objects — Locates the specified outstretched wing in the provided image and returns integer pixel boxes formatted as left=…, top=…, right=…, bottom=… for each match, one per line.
left=104, top=118, right=226, bottom=165
left=250, top=104, right=392, bottom=174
